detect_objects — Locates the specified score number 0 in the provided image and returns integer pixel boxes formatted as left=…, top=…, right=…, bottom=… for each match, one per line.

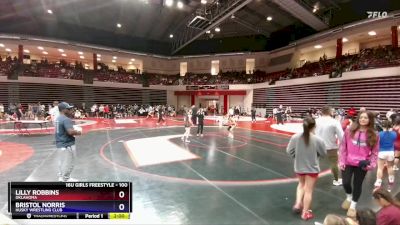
left=118, top=191, right=125, bottom=211
left=117, top=183, right=128, bottom=211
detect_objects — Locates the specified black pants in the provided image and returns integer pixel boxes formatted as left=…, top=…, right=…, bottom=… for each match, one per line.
left=342, top=165, right=367, bottom=202
left=192, top=116, right=197, bottom=125
left=197, top=124, right=203, bottom=134
left=158, top=116, right=165, bottom=123
left=251, top=114, right=256, bottom=121
left=277, top=115, right=284, bottom=124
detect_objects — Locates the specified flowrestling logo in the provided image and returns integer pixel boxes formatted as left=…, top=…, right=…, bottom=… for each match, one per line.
left=367, top=11, right=388, bottom=18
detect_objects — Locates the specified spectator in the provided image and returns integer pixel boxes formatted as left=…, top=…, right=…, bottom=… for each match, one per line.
left=316, top=106, right=344, bottom=186
left=392, top=119, right=400, bottom=171
left=49, top=101, right=59, bottom=122
left=386, top=109, right=395, bottom=122
left=286, top=117, right=326, bottom=220
left=0, top=103, right=4, bottom=120
left=339, top=111, right=379, bottom=218
left=373, top=189, right=400, bottom=225
left=374, top=120, right=397, bottom=192
left=322, top=214, right=349, bottom=225
left=348, top=107, right=357, bottom=118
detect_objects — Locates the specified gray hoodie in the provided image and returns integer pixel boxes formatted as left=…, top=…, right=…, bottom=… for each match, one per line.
left=286, top=133, right=327, bottom=173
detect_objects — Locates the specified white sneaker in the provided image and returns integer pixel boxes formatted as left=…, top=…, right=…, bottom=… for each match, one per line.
left=333, top=179, right=342, bottom=186
left=393, top=166, right=399, bottom=171
left=374, top=179, right=382, bottom=188
left=200, top=134, right=204, bottom=137
left=196, top=134, right=199, bottom=137
left=185, top=140, right=190, bottom=143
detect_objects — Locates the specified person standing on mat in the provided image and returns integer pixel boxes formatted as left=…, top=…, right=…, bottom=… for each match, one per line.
left=191, top=105, right=198, bottom=125
left=316, top=106, right=344, bottom=186
left=393, top=119, right=400, bottom=171
left=251, top=107, right=256, bottom=123
left=276, top=105, right=284, bottom=125
left=227, top=114, right=237, bottom=138
left=374, top=120, right=397, bottom=192
left=55, top=102, right=82, bottom=182
left=287, top=117, right=326, bottom=221
left=197, top=108, right=205, bottom=137
left=182, top=108, right=193, bottom=143
left=156, top=105, right=166, bottom=126
left=339, top=111, right=379, bottom=218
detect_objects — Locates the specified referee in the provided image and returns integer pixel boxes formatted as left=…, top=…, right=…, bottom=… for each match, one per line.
left=55, top=102, right=81, bottom=182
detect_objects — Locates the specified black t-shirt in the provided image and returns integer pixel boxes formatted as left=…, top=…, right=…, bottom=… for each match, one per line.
left=390, top=113, right=399, bottom=123
left=197, top=113, right=204, bottom=124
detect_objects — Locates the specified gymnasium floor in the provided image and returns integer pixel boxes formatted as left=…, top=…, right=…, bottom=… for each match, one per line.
left=0, top=117, right=397, bottom=225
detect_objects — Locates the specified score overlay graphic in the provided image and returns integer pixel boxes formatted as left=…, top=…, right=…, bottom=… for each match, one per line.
left=8, top=182, right=132, bottom=219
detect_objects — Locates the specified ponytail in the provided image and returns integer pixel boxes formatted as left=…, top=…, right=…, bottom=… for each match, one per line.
left=373, top=189, right=400, bottom=208
left=302, top=117, right=316, bottom=146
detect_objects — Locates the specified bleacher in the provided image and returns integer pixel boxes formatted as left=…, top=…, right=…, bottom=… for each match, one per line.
left=253, top=75, right=400, bottom=115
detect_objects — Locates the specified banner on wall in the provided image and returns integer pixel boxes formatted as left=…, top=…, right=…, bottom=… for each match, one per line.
left=186, top=85, right=229, bottom=90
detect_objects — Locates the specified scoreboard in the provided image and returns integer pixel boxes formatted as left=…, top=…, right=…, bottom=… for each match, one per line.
left=8, top=182, right=132, bottom=219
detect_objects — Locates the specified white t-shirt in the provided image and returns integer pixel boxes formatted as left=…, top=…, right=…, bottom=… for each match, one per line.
left=49, top=106, right=60, bottom=121
left=315, top=116, right=344, bottom=149
left=387, top=111, right=394, bottom=120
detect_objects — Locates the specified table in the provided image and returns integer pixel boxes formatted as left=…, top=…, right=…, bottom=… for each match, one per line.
left=13, top=120, right=51, bottom=134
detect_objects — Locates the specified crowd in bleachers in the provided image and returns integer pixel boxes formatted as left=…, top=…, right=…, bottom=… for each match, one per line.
left=0, top=101, right=179, bottom=121
left=86, top=103, right=176, bottom=119
left=0, top=55, right=18, bottom=76
left=21, top=59, right=84, bottom=80
left=2, top=45, right=400, bottom=85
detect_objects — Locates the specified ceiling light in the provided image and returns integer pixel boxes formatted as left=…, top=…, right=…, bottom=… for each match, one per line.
left=0, top=43, right=4, bottom=47
left=113, top=56, right=117, bottom=59
left=128, top=62, right=133, bottom=65
left=177, top=1, right=183, bottom=9
left=165, top=0, right=173, bottom=7
left=97, top=54, right=101, bottom=57
left=117, top=23, right=122, bottom=28
left=80, top=56, right=85, bottom=59
left=201, top=0, right=207, bottom=4
left=61, top=53, right=67, bottom=57
left=58, top=49, right=64, bottom=52
left=47, top=9, right=53, bottom=14
left=42, top=51, right=48, bottom=55
left=206, top=30, right=211, bottom=34
left=266, top=16, right=272, bottom=21
left=342, top=37, right=348, bottom=42
left=312, top=8, right=317, bottom=13
left=131, top=58, right=135, bottom=61
left=112, top=60, right=116, bottom=63
left=5, top=48, right=11, bottom=52
left=231, top=14, right=235, bottom=19
left=23, top=49, right=30, bottom=53
left=78, top=51, right=83, bottom=55
left=97, top=58, right=101, bottom=61
left=314, top=45, right=322, bottom=49
left=215, top=27, right=220, bottom=32
left=368, top=31, right=376, bottom=36
left=38, top=46, right=44, bottom=50
left=169, top=34, right=174, bottom=38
